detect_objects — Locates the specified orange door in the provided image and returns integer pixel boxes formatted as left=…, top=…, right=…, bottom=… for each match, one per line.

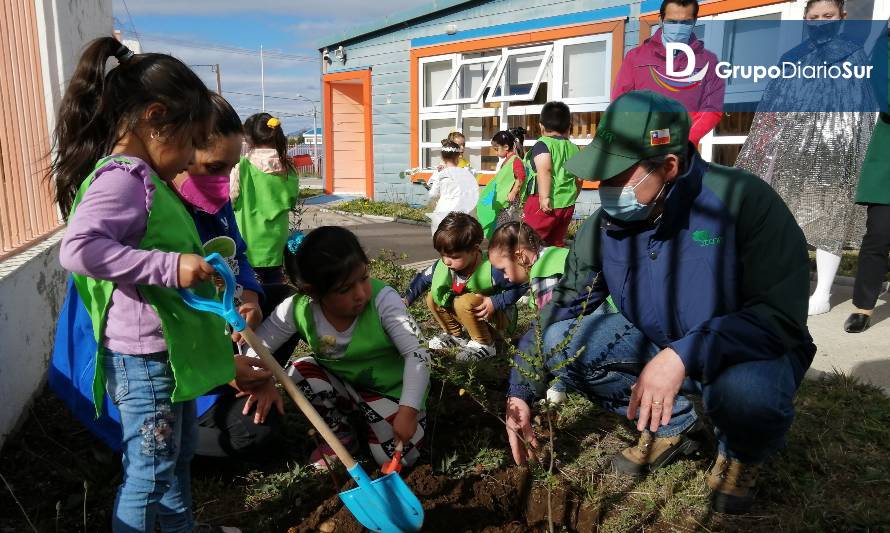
left=323, top=70, right=374, bottom=197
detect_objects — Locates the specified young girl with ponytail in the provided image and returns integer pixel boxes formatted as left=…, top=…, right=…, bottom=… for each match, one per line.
left=52, top=38, right=237, bottom=531
left=231, top=113, right=300, bottom=317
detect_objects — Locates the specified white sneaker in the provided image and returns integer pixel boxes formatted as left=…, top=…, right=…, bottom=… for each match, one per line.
left=807, top=294, right=831, bottom=316
left=428, top=333, right=467, bottom=350
left=546, top=387, right=568, bottom=404
left=456, top=340, right=497, bottom=361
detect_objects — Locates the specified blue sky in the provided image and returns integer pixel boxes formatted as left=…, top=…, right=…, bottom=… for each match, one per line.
left=112, top=0, right=429, bottom=134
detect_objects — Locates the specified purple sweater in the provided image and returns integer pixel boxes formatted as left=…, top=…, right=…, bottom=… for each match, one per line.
left=60, top=157, right=180, bottom=355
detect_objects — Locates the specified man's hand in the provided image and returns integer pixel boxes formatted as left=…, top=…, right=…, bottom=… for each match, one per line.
left=627, top=347, right=686, bottom=433
left=506, top=397, right=539, bottom=465
left=177, top=254, right=216, bottom=288
left=473, top=296, right=495, bottom=320
left=232, top=355, right=273, bottom=392
left=392, top=405, right=419, bottom=445
left=239, top=378, right=284, bottom=424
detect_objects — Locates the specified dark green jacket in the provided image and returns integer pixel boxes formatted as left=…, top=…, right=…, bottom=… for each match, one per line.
left=856, top=112, right=890, bottom=205
left=539, top=149, right=816, bottom=383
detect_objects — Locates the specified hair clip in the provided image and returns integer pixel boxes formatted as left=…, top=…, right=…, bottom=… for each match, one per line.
left=114, top=43, right=134, bottom=62
left=287, top=230, right=305, bottom=254
left=441, top=146, right=462, bottom=153
left=267, top=117, right=281, bottom=128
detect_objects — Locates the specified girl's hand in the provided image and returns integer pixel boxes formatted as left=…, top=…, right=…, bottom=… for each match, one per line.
left=539, top=196, right=553, bottom=214
left=238, top=301, right=262, bottom=329
left=178, top=254, right=216, bottom=288
left=472, top=296, right=495, bottom=320
left=506, top=189, right=518, bottom=204
left=232, top=355, right=273, bottom=392
left=239, top=378, right=284, bottom=424
left=392, top=405, right=419, bottom=445
left=506, top=397, right=539, bottom=465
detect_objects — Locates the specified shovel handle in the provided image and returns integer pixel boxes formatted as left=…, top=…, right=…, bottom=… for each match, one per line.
left=239, top=327, right=357, bottom=470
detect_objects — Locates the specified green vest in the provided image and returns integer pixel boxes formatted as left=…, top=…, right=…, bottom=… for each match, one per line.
left=291, top=279, right=409, bottom=400
left=70, top=157, right=234, bottom=414
left=431, top=254, right=496, bottom=307
left=478, top=155, right=521, bottom=239
left=528, top=247, right=568, bottom=310
left=527, top=137, right=581, bottom=209
left=233, top=158, right=300, bottom=268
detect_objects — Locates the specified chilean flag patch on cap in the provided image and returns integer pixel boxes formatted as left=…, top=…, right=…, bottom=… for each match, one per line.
left=650, top=129, right=671, bottom=146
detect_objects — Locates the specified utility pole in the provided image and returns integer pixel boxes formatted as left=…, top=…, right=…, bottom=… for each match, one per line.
left=214, top=64, right=222, bottom=95
left=260, top=45, right=265, bottom=112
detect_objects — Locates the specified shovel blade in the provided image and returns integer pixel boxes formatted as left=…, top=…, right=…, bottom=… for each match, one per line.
left=339, top=470, right=424, bottom=532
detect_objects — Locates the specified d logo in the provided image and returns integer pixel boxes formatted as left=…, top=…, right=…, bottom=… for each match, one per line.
left=666, top=42, right=696, bottom=78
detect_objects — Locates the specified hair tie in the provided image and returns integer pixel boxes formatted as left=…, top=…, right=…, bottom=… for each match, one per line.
left=114, top=42, right=134, bottom=62
left=267, top=117, right=281, bottom=128
left=287, top=230, right=305, bottom=254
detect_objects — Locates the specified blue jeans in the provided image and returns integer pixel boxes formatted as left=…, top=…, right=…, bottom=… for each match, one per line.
left=103, top=350, right=197, bottom=532
left=543, top=313, right=806, bottom=464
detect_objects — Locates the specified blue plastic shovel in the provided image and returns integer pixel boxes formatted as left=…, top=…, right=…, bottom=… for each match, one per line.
left=179, top=253, right=424, bottom=532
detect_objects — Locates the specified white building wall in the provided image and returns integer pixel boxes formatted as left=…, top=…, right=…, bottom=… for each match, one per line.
left=0, top=0, right=112, bottom=449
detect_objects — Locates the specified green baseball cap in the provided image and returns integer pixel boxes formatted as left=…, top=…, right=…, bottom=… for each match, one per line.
left=565, top=90, right=690, bottom=182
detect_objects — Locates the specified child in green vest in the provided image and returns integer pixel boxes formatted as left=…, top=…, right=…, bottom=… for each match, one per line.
left=522, top=101, right=581, bottom=247
left=488, top=222, right=569, bottom=403
left=53, top=38, right=236, bottom=531
left=231, top=113, right=300, bottom=317
left=477, top=128, right=527, bottom=239
left=241, top=226, right=431, bottom=468
left=404, top=213, right=528, bottom=361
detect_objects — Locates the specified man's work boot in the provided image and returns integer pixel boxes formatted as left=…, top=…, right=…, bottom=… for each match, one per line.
left=610, top=421, right=702, bottom=476
left=707, top=454, right=759, bottom=514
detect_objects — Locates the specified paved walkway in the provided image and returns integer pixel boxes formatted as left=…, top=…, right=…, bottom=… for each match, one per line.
left=298, top=205, right=890, bottom=392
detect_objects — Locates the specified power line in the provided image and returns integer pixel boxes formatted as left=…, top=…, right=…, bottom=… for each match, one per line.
left=121, top=31, right=316, bottom=62
left=234, top=106, right=315, bottom=118
left=227, top=90, right=319, bottom=104
left=119, top=0, right=141, bottom=42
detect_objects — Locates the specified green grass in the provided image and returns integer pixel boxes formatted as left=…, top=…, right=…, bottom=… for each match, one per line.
left=299, top=187, right=323, bottom=200
left=2, top=256, right=889, bottom=532
left=332, top=198, right=430, bottom=223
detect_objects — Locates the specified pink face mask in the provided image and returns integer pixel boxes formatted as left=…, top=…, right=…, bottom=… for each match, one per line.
left=176, top=174, right=230, bottom=214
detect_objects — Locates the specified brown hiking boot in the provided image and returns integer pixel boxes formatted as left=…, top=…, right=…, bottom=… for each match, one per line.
left=707, top=455, right=759, bottom=514
left=610, top=422, right=702, bottom=476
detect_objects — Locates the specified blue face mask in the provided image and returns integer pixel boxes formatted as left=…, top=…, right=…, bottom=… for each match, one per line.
left=661, top=21, right=694, bottom=45
left=599, top=168, right=665, bottom=222
left=806, top=19, right=841, bottom=42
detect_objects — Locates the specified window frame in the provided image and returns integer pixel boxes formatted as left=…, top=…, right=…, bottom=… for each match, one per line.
left=419, top=54, right=458, bottom=113
left=552, top=34, right=614, bottom=106
left=484, top=44, right=554, bottom=103
left=435, top=55, right=502, bottom=106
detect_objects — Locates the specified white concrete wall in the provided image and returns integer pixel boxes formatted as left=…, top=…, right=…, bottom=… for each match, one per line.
left=0, top=0, right=111, bottom=449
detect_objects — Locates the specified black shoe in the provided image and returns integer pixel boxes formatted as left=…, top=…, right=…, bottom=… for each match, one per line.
left=844, top=313, right=871, bottom=333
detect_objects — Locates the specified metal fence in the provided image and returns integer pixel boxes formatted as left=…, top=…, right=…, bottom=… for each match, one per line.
left=0, top=0, right=60, bottom=260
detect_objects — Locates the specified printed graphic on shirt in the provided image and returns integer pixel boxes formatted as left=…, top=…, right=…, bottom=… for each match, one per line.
left=202, top=235, right=243, bottom=300
left=692, top=229, right=723, bottom=247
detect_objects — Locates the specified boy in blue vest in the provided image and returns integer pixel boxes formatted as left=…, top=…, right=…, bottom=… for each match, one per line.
left=405, top=213, right=527, bottom=360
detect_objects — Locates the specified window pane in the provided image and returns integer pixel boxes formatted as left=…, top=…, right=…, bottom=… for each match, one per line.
left=423, top=119, right=455, bottom=144
left=714, top=111, right=754, bottom=136
left=722, top=14, right=783, bottom=87
left=424, top=60, right=453, bottom=108
left=569, top=111, right=602, bottom=141
left=464, top=147, right=499, bottom=172
left=711, top=144, right=743, bottom=166
left=492, top=48, right=549, bottom=99
left=508, top=114, right=542, bottom=139
left=423, top=148, right=442, bottom=168
left=460, top=61, right=495, bottom=100
left=562, top=41, right=608, bottom=99
left=461, top=116, right=500, bottom=143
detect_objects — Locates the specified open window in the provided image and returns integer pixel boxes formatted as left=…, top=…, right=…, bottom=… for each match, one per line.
left=486, top=45, right=553, bottom=103
left=435, top=55, right=501, bottom=106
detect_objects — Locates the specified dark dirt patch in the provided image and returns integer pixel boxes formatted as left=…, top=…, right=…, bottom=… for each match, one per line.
left=290, top=465, right=606, bottom=532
